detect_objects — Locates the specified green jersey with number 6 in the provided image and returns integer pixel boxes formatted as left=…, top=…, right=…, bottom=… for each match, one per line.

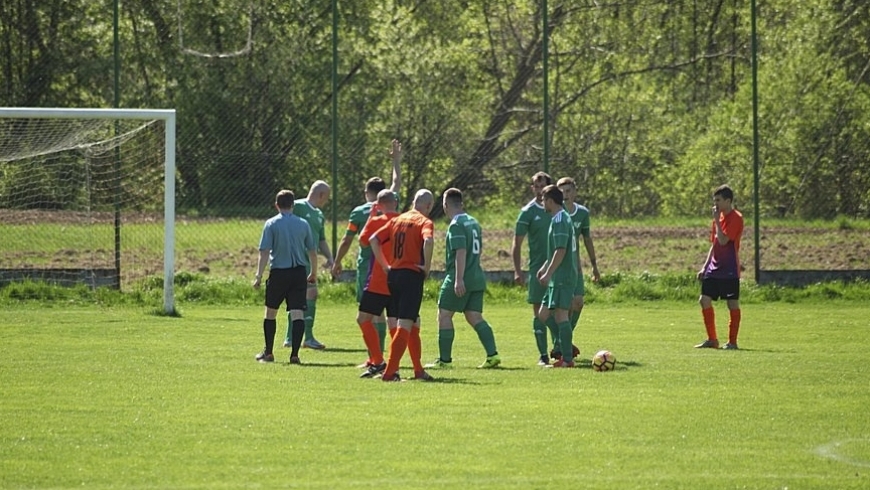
left=444, top=213, right=486, bottom=292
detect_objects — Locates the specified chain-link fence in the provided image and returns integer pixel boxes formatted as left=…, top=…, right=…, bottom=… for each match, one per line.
left=2, top=0, right=869, bottom=290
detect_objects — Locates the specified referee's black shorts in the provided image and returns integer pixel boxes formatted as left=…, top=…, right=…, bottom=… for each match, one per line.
left=264, top=266, right=308, bottom=311
left=387, top=268, right=425, bottom=321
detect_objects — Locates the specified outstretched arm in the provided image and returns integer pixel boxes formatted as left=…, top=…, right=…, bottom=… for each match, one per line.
left=389, top=139, right=402, bottom=194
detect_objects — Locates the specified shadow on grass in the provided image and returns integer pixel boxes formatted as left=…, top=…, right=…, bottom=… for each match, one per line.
left=280, top=361, right=361, bottom=368
left=305, top=346, right=367, bottom=354
left=405, top=377, right=484, bottom=385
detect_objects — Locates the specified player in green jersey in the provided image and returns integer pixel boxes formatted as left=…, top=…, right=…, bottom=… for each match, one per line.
left=550, top=177, right=601, bottom=360
left=426, top=188, right=501, bottom=370
left=331, top=140, right=402, bottom=363
left=283, top=180, right=335, bottom=350
left=536, top=185, right=579, bottom=368
left=511, top=171, right=559, bottom=366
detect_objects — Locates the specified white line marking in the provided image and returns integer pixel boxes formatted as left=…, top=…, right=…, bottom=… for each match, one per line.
left=814, top=439, right=870, bottom=468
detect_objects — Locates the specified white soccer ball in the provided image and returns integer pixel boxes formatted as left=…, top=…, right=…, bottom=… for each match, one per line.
left=592, top=350, right=616, bottom=372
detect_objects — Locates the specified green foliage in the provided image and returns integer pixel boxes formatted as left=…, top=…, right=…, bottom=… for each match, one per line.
left=2, top=0, right=870, bottom=218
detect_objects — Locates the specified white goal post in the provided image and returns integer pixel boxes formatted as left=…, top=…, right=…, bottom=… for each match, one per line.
left=0, top=107, right=176, bottom=314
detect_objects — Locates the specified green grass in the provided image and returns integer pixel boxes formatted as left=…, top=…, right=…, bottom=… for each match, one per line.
left=2, top=298, right=869, bottom=489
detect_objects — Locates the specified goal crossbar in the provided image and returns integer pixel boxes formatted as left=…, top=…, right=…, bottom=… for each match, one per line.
left=0, top=107, right=177, bottom=314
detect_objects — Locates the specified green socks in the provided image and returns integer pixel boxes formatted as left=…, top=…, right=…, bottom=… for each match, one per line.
left=438, top=328, right=455, bottom=362
left=570, top=309, right=581, bottom=331
left=546, top=315, right=560, bottom=353
left=533, top=317, right=548, bottom=356
left=473, top=321, right=498, bottom=357
left=558, top=321, right=573, bottom=361
left=375, top=321, right=387, bottom=352
left=304, top=299, right=317, bottom=341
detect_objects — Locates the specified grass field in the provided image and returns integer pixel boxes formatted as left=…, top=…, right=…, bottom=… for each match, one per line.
left=2, top=298, right=869, bottom=489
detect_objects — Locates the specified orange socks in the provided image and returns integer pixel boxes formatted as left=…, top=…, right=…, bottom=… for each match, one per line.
left=384, top=328, right=409, bottom=378
left=728, top=309, right=741, bottom=344
left=408, top=325, right=423, bottom=372
left=702, top=307, right=717, bottom=341
left=359, top=320, right=384, bottom=365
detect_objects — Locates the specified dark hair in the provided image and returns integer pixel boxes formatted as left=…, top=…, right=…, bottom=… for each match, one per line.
left=444, top=187, right=463, bottom=207
left=276, top=189, right=295, bottom=209
left=542, top=184, right=563, bottom=205
left=532, top=171, right=553, bottom=186
left=365, top=177, right=387, bottom=195
left=713, top=184, right=734, bottom=201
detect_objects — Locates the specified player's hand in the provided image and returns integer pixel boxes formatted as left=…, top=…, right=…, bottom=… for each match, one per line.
left=331, top=262, right=342, bottom=279
left=323, top=259, right=334, bottom=270
left=712, top=205, right=719, bottom=220
left=454, top=279, right=466, bottom=297
left=591, top=266, right=601, bottom=283
left=513, top=271, right=525, bottom=286
left=252, top=277, right=262, bottom=289
left=390, top=139, right=402, bottom=162
left=307, top=272, right=317, bottom=284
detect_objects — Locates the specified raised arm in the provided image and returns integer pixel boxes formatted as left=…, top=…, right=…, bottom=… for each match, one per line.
left=389, top=139, right=402, bottom=194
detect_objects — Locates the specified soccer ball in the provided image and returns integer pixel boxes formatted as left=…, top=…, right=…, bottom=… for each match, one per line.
left=592, top=350, right=616, bottom=372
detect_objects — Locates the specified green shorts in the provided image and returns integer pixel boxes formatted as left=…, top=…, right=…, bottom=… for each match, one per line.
left=526, top=272, right=547, bottom=304
left=438, top=283, right=485, bottom=313
left=574, top=273, right=585, bottom=297
left=543, top=285, right=574, bottom=310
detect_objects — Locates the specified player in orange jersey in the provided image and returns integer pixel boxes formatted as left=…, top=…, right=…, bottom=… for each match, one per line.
left=370, top=189, right=436, bottom=382
left=356, top=190, right=401, bottom=378
left=695, top=184, right=744, bottom=350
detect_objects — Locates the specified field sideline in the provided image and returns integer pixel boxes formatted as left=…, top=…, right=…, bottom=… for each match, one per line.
left=1, top=300, right=869, bottom=489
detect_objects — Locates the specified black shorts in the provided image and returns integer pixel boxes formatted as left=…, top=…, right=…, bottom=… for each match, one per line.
left=701, top=277, right=740, bottom=301
left=264, top=266, right=308, bottom=311
left=387, top=268, right=425, bottom=321
left=359, top=291, right=395, bottom=317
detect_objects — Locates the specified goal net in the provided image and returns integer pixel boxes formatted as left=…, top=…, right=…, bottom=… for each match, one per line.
left=0, top=108, right=176, bottom=313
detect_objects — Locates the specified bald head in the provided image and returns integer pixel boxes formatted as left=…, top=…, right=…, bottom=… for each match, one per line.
left=307, top=180, right=331, bottom=208
left=413, top=189, right=434, bottom=216
left=376, top=189, right=398, bottom=213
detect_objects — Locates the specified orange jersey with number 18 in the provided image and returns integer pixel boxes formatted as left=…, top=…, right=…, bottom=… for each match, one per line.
left=371, top=209, right=434, bottom=272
